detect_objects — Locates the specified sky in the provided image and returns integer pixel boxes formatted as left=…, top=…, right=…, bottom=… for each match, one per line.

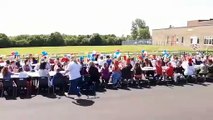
left=0, top=0, right=213, bottom=36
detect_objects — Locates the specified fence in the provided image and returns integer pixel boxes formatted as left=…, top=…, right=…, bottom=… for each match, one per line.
left=122, top=39, right=152, bottom=45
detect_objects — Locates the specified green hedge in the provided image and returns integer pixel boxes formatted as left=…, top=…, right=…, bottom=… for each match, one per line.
left=0, top=32, right=124, bottom=48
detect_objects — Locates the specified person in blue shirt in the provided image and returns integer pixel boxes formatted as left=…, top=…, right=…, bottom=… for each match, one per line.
left=1, top=66, right=15, bottom=96
left=51, top=68, right=64, bottom=88
left=106, top=55, right=112, bottom=66
left=1, top=66, right=13, bottom=81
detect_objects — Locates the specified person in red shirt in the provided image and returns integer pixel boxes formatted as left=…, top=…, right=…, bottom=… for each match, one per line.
left=166, top=63, right=174, bottom=78
left=61, top=56, right=69, bottom=63
left=155, top=60, right=163, bottom=82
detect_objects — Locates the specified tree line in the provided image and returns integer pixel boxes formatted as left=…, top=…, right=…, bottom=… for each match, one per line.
left=0, top=32, right=126, bottom=48
left=0, top=18, right=150, bottom=48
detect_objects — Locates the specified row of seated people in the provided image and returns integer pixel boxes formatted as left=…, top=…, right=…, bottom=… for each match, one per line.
left=0, top=57, right=213, bottom=97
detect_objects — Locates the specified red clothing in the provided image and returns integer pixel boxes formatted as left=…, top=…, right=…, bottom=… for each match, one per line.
left=166, top=66, right=174, bottom=77
left=156, top=65, right=163, bottom=75
left=61, top=57, right=69, bottom=63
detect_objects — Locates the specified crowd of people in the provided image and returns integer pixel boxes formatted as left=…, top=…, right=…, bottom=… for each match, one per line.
left=0, top=51, right=213, bottom=98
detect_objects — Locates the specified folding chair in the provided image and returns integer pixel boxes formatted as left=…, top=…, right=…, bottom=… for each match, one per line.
left=2, top=79, right=17, bottom=97
left=0, top=80, right=3, bottom=97
left=37, top=77, right=50, bottom=94
left=16, top=78, right=30, bottom=97
left=52, top=76, right=65, bottom=95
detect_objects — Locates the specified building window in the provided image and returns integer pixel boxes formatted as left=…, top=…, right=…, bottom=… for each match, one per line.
left=209, top=39, right=212, bottom=44
left=204, top=39, right=207, bottom=44
left=197, top=38, right=199, bottom=44
left=212, top=39, right=213, bottom=45
left=181, top=37, right=184, bottom=43
left=190, top=38, right=193, bottom=43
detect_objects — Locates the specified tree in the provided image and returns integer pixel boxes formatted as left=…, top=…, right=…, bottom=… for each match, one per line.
left=0, top=33, right=10, bottom=48
left=137, top=27, right=151, bottom=39
left=48, top=32, right=64, bottom=46
left=131, top=18, right=151, bottom=40
left=89, top=33, right=103, bottom=45
left=29, top=35, right=49, bottom=46
left=10, top=35, right=30, bottom=47
left=131, top=21, right=138, bottom=40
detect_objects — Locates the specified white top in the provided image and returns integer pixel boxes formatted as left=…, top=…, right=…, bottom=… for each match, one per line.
left=151, top=60, right=156, bottom=67
left=38, top=69, right=49, bottom=77
left=98, top=59, right=105, bottom=67
left=184, top=65, right=195, bottom=76
left=19, top=72, right=29, bottom=79
left=66, top=61, right=82, bottom=80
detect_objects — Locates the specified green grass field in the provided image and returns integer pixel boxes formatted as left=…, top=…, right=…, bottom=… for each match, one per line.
left=0, top=45, right=211, bottom=56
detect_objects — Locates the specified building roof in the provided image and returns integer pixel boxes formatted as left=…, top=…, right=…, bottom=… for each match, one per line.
left=153, top=18, right=213, bottom=31
left=152, top=24, right=213, bottom=31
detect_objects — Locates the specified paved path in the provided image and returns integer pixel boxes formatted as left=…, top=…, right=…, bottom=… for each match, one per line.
left=1, top=83, right=213, bottom=120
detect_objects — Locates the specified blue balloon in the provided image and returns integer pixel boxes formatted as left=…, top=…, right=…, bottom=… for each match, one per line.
left=117, top=52, right=120, bottom=55
left=141, top=50, right=145, bottom=53
left=42, top=51, right=48, bottom=56
left=15, top=51, right=19, bottom=56
left=163, top=50, right=167, bottom=54
left=80, top=56, right=84, bottom=61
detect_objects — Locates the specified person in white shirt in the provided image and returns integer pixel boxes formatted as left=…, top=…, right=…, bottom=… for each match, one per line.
left=19, top=68, right=29, bottom=79
left=97, top=56, right=105, bottom=67
left=184, top=60, right=195, bottom=76
left=64, top=57, right=82, bottom=98
left=37, top=59, right=50, bottom=78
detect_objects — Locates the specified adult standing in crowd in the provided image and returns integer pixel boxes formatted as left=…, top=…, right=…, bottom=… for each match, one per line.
left=64, top=56, right=82, bottom=98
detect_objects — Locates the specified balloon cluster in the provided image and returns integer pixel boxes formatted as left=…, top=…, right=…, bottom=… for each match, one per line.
left=114, top=50, right=121, bottom=58
left=162, top=50, right=170, bottom=58
left=87, top=50, right=97, bottom=61
left=11, top=51, right=19, bottom=56
left=141, top=50, right=147, bottom=58
left=41, top=51, right=48, bottom=56
left=79, top=56, right=84, bottom=62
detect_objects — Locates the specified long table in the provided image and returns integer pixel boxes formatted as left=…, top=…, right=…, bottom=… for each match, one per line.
left=0, top=71, right=66, bottom=79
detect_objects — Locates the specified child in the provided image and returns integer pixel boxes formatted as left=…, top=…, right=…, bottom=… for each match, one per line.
left=174, top=61, right=185, bottom=82
left=134, top=63, right=142, bottom=83
left=89, top=62, right=101, bottom=90
left=51, top=68, right=64, bottom=87
left=166, top=63, right=174, bottom=79
left=101, top=63, right=111, bottom=87
left=155, top=60, right=163, bottom=82
left=111, top=60, right=122, bottom=88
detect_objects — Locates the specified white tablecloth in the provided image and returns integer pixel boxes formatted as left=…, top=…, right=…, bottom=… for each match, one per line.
left=142, top=67, right=156, bottom=71
left=0, top=71, right=66, bottom=79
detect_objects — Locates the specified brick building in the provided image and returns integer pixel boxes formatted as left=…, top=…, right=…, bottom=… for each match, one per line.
left=152, top=19, right=213, bottom=49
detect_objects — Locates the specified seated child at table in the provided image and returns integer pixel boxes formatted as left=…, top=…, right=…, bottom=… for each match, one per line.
left=155, top=60, right=163, bottom=82
left=166, top=63, right=174, bottom=79
left=89, top=62, right=101, bottom=90
left=8, top=61, right=19, bottom=73
left=23, top=59, right=32, bottom=72
left=51, top=68, right=64, bottom=87
left=111, top=60, right=122, bottom=88
left=184, top=59, right=196, bottom=77
left=134, top=63, right=142, bottom=80
left=121, top=60, right=133, bottom=81
left=174, top=62, right=184, bottom=82
left=19, top=67, right=29, bottom=79
left=207, top=60, right=213, bottom=78
left=142, top=58, right=154, bottom=78
left=101, top=63, right=111, bottom=86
